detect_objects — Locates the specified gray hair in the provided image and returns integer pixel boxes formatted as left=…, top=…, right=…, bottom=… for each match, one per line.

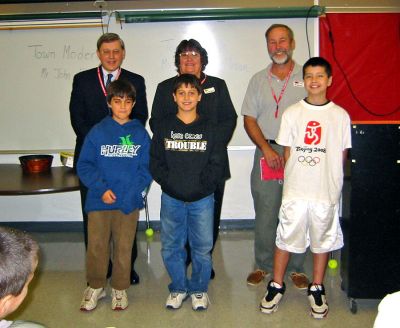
left=265, top=24, right=294, bottom=42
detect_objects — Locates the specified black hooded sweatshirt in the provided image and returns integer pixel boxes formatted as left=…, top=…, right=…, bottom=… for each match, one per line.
left=150, top=114, right=225, bottom=202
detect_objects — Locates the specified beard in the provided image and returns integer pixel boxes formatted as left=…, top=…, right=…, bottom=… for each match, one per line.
left=269, top=48, right=293, bottom=65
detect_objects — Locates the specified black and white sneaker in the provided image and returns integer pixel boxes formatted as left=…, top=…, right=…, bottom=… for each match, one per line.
left=308, top=283, right=329, bottom=319
left=260, top=280, right=286, bottom=314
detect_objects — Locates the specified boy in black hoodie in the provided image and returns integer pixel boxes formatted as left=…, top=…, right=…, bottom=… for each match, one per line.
left=150, top=74, right=225, bottom=311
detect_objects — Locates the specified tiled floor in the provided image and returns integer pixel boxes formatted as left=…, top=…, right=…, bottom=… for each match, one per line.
left=9, top=230, right=379, bottom=328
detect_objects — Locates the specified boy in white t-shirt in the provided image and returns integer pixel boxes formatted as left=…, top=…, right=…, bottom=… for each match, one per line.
left=259, top=57, right=352, bottom=319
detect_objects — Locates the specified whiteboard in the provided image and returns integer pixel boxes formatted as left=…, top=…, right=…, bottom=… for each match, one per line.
left=0, top=18, right=314, bottom=150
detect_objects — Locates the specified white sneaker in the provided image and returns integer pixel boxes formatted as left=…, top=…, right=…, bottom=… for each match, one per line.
left=111, top=288, right=128, bottom=311
left=165, top=292, right=188, bottom=309
left=191, top=293, right=210, bottom=311
left=80, top=286, right=106, bottom=311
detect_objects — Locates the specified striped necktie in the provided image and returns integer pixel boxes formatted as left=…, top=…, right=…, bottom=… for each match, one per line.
left=106, top=73, right=113, bottom=87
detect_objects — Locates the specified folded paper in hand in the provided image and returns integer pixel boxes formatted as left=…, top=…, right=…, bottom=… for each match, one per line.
left=260, top=157, right=284, bottom=181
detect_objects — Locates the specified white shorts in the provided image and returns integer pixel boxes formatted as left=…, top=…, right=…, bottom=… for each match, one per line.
left=276, top=199, right=343, bottom=254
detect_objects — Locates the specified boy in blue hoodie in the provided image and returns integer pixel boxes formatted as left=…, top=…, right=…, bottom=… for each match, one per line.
left=77, top=79, right=152, bottom=312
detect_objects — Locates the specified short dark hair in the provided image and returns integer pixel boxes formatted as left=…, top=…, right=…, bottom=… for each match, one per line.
left=174, top=39, right=208, bottom=72
left=106, top=79, right=136, bottom=103
left=265, top=24, right=294, bottom=42
left=303, top=57, right=332, bottom=78
left=173, top=74, right=203, bottom=94
left=97, top=33, right=125, bottom=51
left=0, top=227, right=39, bottom=298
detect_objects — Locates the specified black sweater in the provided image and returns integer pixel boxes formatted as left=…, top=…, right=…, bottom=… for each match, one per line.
left=150, top=115, right=225, bottom=202
left=150, top=74, right=237, bottom=180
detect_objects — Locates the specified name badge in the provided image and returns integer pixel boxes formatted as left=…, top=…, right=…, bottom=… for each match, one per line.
left=204, top=87, right=215, bottom=94
left=293, top=80, right=304, bottom=87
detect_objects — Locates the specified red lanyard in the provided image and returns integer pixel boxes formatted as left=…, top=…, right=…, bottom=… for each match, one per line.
left=97, top=67, right=121, bottom=97
left=268, top=64, right=294, bottom=118
left=200, top=74, right=207, bottom=85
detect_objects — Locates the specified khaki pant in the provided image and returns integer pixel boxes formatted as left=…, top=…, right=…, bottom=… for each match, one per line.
left=251, top=146, right=306, bottom=273
left=87, top=209, right=138, bottom=290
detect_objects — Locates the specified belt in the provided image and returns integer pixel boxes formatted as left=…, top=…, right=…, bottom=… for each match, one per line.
left=266, top=139, right=277, bottom=145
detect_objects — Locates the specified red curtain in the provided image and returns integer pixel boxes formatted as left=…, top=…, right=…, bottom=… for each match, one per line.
left=319, top=13, right=400, bottom=122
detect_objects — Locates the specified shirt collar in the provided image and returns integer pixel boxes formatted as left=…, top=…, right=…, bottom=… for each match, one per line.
left=267, top=61, right=301, bottom=80
left=101, top=67, right=119, bottom=84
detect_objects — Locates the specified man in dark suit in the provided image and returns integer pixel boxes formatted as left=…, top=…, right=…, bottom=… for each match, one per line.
left=69, top=33, right=148, bottom=285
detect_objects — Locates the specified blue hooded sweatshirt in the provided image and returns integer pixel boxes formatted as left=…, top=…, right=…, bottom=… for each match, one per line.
left=77, top=116, right=152, bottom=214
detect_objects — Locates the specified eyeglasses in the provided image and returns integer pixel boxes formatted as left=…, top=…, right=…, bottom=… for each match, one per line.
left=179, top=51, right=200, bottom=58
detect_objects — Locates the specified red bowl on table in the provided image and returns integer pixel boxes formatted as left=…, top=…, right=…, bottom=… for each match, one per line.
left=19, top=155, right=53, bottom=174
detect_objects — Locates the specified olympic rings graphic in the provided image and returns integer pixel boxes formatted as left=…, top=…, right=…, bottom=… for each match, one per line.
left=298, top=156, right=320, bottom=166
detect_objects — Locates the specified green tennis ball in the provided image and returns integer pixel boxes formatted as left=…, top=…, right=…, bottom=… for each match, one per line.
left=328, top=259, right=338, bottom=269
left=145, top=228, right=154, bottom=237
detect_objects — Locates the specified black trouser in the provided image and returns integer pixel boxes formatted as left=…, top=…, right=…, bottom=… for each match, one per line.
left=79, top=181, right=138, bottom=270
left=186, top=181, right=225, bottom=263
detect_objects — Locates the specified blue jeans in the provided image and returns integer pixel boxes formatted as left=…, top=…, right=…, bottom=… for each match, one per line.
left=160, top=192, right=214, bottom=294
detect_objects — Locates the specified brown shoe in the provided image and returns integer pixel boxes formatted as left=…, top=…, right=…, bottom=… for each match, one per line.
left=290, top=272, right=310, bottom=289
left=247, top=269, right=268, bottom=286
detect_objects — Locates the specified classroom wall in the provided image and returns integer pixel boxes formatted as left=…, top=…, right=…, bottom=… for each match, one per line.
left=0, top=1, right=397, bottom=226
left=0, top=18, right=314, bottom=150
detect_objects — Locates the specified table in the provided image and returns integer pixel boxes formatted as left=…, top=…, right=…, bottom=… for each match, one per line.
left=0, top=164, right=79, bottom=195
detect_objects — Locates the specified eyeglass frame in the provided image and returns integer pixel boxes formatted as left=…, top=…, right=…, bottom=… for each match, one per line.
left=179, top=51, right=200, bottom=58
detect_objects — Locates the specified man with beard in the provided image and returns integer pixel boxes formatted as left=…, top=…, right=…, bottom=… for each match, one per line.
left=241, top=24, right=309, bottom=289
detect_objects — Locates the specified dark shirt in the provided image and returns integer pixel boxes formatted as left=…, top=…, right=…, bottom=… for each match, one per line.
left=150, top=74, right=237, bottom=179
left=69, top=66, right=148, bottom=166
left=150, top=115, right=224, bottom=202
